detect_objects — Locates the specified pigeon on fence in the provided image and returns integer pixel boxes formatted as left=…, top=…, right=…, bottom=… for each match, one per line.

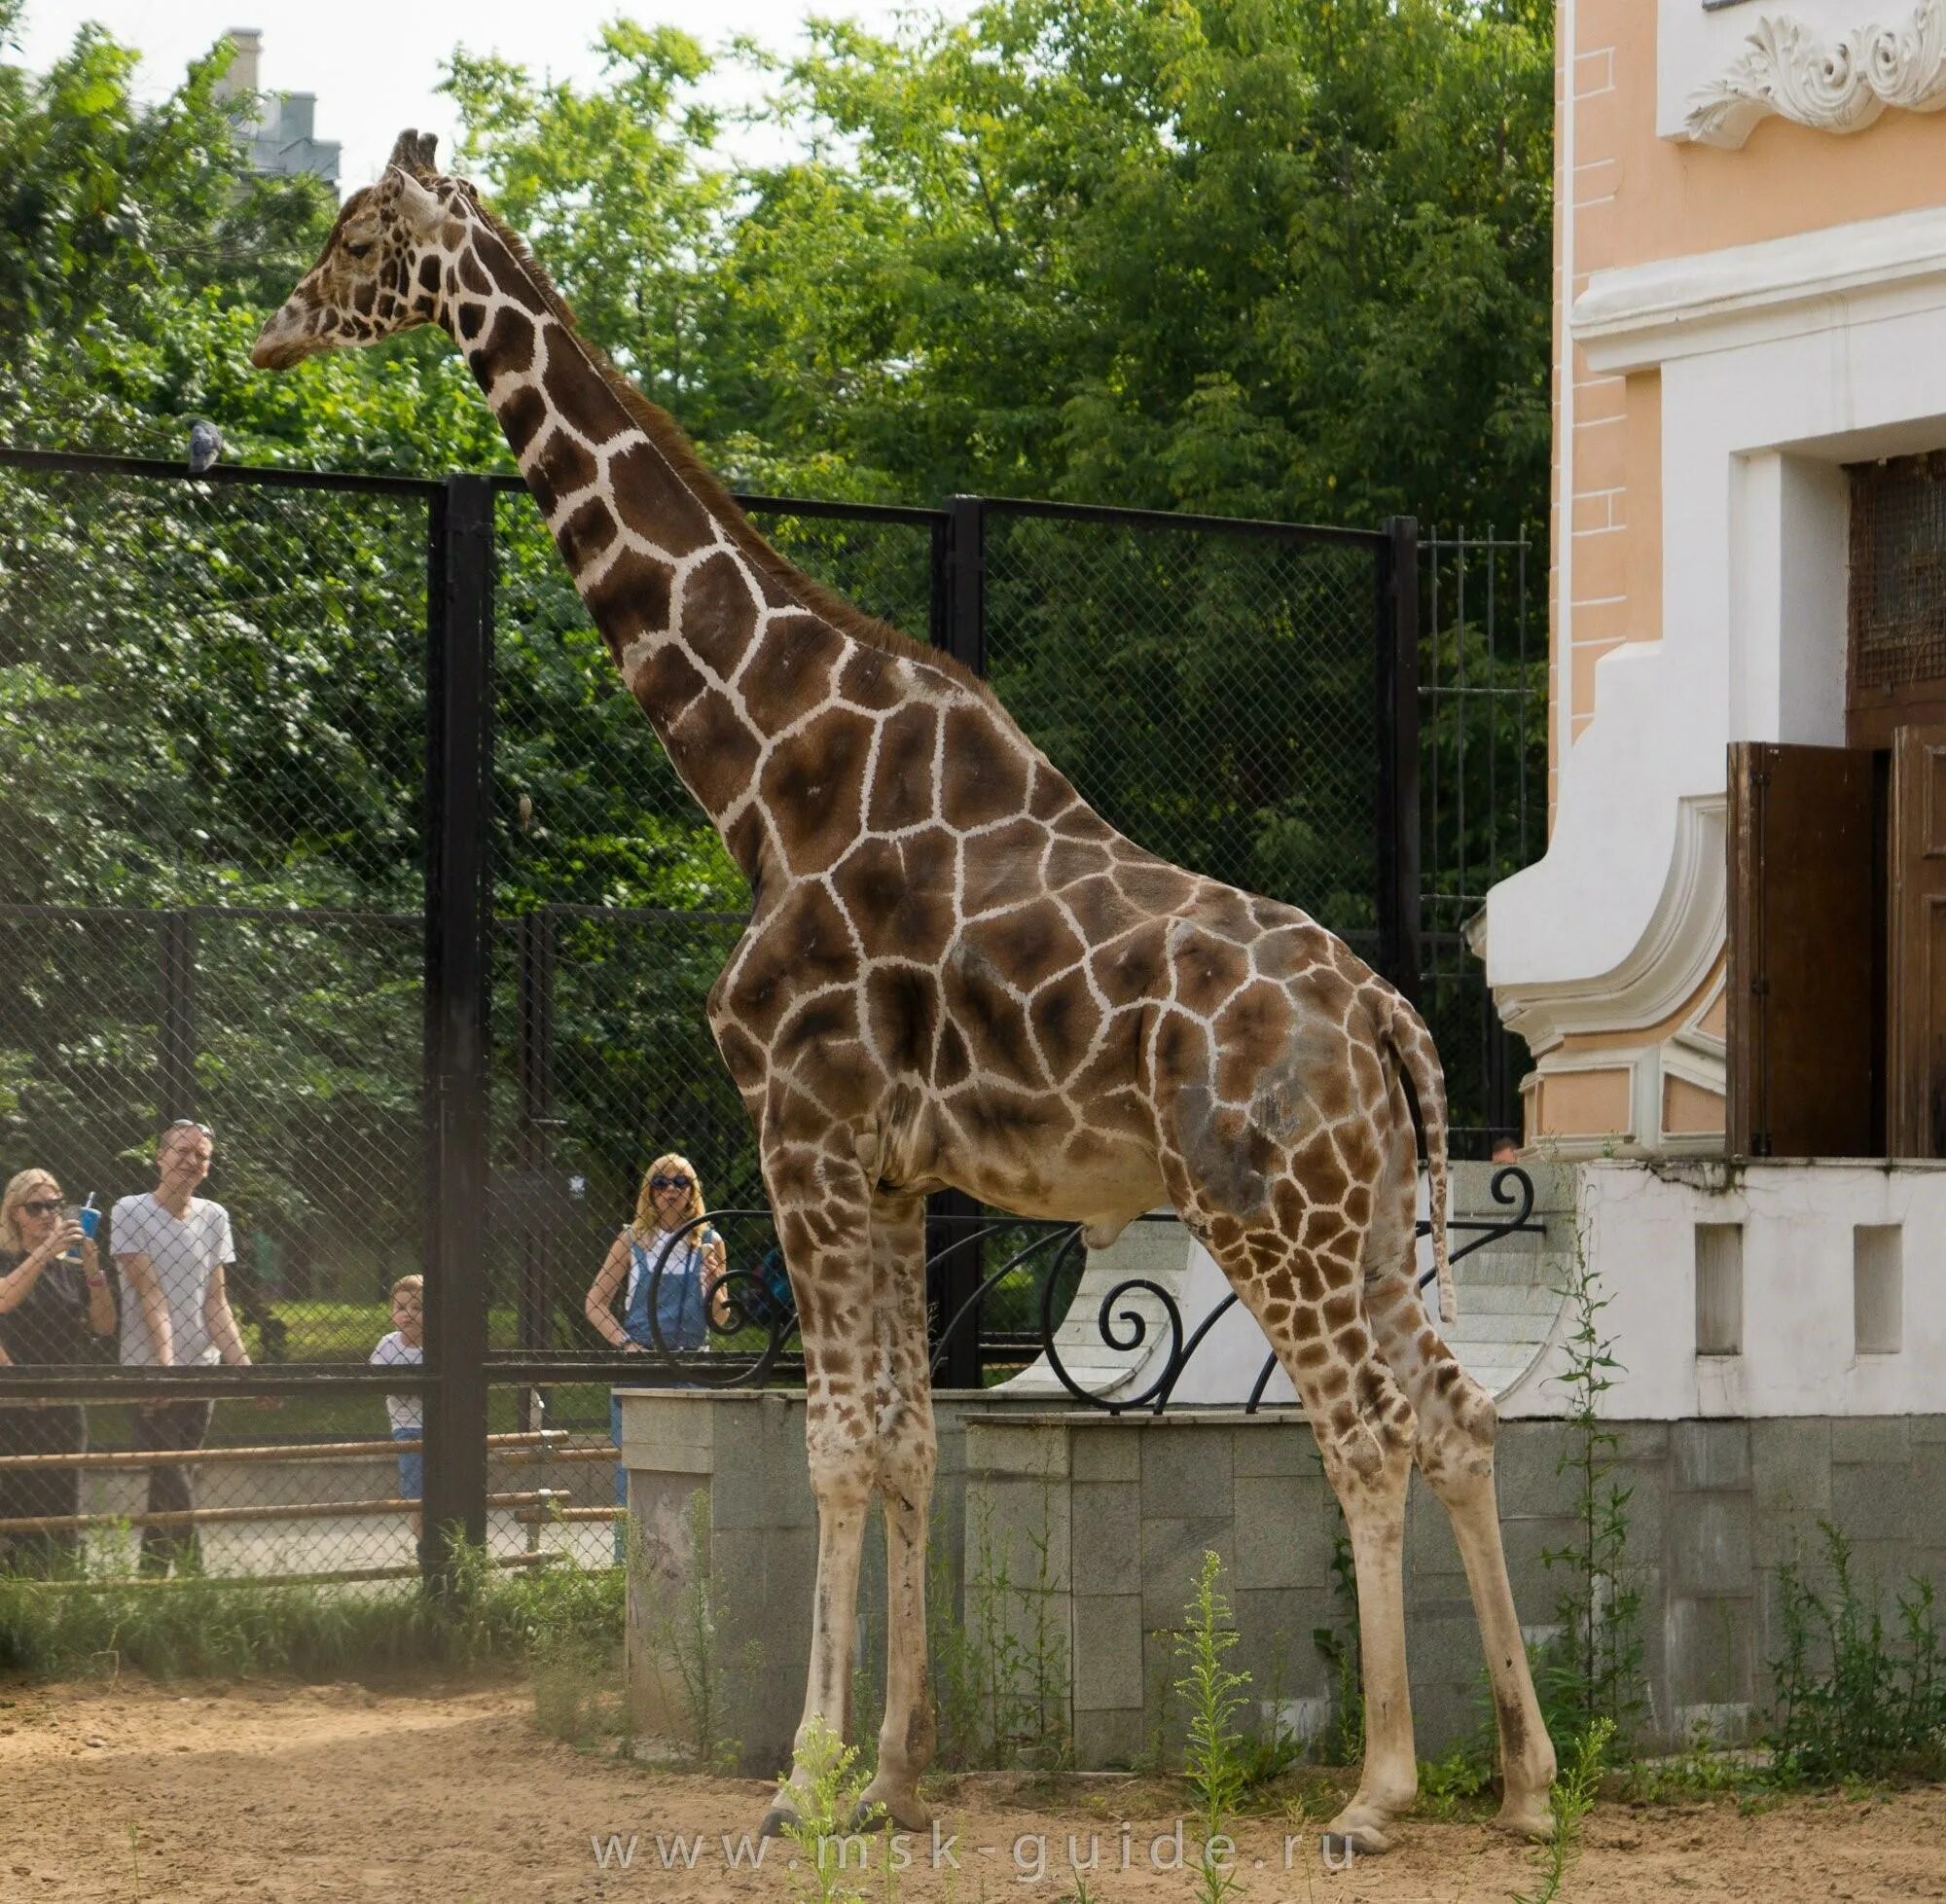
left=187, top=420, right=224, bottom=475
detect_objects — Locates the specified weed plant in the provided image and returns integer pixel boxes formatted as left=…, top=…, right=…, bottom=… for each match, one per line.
left=1768, top=1521, right=1946, bottom=1783
left=1310, top=1526, right=1363, bottom=1765
left=1511, top=1715, right=1612, bottom=1904
left=1537, top=1221, right=1643, bottom=1746
left=1173, top=1550, right=1248, bottom=1904
left=935, top=1492, right=1068, bottom=1770
left=778, top=1714, right=880, bottom=1904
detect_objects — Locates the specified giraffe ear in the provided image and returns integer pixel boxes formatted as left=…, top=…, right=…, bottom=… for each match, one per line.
left=389, top=165, right=444, bottom=237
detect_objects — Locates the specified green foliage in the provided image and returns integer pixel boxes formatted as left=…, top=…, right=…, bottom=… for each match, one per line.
left=1511, top=1715, right=1610, bottom=1904
left=0, top=1538, right=621, bottom=1679
left=1537, top=1226, right=1643, bottom=1745
left=1767, top=1522, right=1946, bottom=1785
left=1310, top=1524, right=1363, bottom=1765
left=778, top=1715, right=880, bottom=1904
left=1172, top=1550, right=1248, bottom=1904
left=934, top=1491, right=1069, bottom=1769
left=641, top=1488, right=747, bottom=1770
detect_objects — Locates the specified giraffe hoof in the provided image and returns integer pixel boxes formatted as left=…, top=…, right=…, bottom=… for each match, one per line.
left=1492, top=1793, right=1556, bottom=1842
left=855, top=1783, right=930, bottom=1832
left=759, top=1807, right=799, bottom=1840
left=1321, top=1805, right=1397, bottom=1856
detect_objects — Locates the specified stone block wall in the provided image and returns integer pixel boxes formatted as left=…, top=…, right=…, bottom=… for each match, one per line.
left=619, top=1391, right=1946, bottom=1771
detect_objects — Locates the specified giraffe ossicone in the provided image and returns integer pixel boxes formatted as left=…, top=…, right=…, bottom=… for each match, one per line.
left=251, top=132, right=1556, bottom=1849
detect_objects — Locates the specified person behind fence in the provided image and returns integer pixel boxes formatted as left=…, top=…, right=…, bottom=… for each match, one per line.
left=584, top=1153, right=729, bottom=1555
left=369, top=1275, right=423, bottom=1540
left=0, top=1168, right=117, bottom=1571
left=112, top=1120, right=254, bottom=1576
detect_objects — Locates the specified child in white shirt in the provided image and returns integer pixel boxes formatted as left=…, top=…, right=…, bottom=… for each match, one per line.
left=369, top=1275, right=424, bottom=1534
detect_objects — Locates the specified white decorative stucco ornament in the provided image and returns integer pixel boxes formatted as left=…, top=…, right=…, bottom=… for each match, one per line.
left=1685, top=0, right=1946, bottom=146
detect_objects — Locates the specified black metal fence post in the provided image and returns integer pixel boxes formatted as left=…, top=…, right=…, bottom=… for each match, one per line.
left=516, top=905, right=558, bottom=1428
left=1377, top=516, right=1423, bottom=1004
left=422, top=475, right=495, bottom=1586
left=157, top=909, right=197, bottom=1120
left=926, top=497, right=988, bottom=1388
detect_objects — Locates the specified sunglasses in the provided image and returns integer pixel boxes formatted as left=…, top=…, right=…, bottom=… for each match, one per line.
left=162, top=1119, right=214, bottom=1138
left=649, top=1175, right=693, bottom=1193
left=20, top=1199, right=62, bottom=1217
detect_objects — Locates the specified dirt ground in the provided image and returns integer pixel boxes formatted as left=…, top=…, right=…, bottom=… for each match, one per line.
left=4, top=1677, right=1944, bottom=1903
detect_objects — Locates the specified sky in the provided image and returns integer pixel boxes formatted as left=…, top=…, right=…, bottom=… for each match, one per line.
left=13, top=0, right=968, bottom=185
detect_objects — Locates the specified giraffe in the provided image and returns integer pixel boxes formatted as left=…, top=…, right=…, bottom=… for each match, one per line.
left=251, top=132, right=1557, bottom=1850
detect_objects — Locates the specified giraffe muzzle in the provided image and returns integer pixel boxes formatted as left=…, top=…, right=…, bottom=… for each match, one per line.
left=249, top=307, right=318, bottom=371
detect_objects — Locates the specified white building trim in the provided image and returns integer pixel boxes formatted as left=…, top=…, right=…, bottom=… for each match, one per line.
left=1486, top=205, right=1946, bottom=1145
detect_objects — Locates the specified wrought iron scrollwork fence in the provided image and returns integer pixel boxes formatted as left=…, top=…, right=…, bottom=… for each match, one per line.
left=631, top=1165, right=1542, bottom=1414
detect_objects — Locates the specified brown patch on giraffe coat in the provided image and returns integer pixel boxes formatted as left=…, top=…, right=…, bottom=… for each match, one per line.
left=607, top=441, right=716, bottom=556
left=582, top=550, right=676, bottom=662
left=1027, top=966, right=1102, bottom=1078
left=939, top=706, right=1029, bottom=830
left=480, top=305, right=536, bottom=379
left=740, top=615, right=843, bottom=736
left=633, top=641, right=706, bottom=723
left=457, top=248, right=492, bottom=297
left=1027, top=767, right=1078, bottom=822
left=1214, top=984, right=1296, bottom=1103
left=725, top=884, right=859, bottom=1043
left=1046, top=836, right=1114, bottom=887
left=934, top=1020, right=973, bottom=1091
left=1171, top=927, right=1249, bottom=1020
left=865, top=704, right=940, bottom=832
left=553, top=495, right=616, bottom=575
left=675, top=549, right=761, bottom=679
left=864, top=964, right=942, bottom=1079
left=496, top=383, right=547, bottom=456
left=1051, top=804, right=1116, bottom=842
left=1089, top=925, right=1164, bottom=1008
left=833, top=833, right=955, bottom=966
left=667, top=687, right=761, bottom=814
left=940, top=940, right=1039, bottom=1085
left=1063, top=874, right=1136, bottom=951
left=761, top=708, right=874, bottom=875
left=966, top=904, right=1085, bottom=998
left=838, top=647, right=906, bottom=711
left=1115, top=858, right=1199, bottom=914
left=528, top=429, right=598, bottom=518
left=470, top=227, right=551, bottom=315
left=959, top=818, right=1050, bottom=916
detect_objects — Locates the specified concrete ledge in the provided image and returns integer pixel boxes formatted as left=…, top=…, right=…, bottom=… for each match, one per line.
left=622, top=1393, right=1946, bottom=1768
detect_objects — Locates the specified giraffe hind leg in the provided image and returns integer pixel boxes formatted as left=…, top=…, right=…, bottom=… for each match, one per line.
left=1361, top=1085, right=1557, bottom=1836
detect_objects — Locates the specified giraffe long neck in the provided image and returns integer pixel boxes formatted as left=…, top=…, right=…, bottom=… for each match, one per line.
left=443, top=218, right=856, bottom=879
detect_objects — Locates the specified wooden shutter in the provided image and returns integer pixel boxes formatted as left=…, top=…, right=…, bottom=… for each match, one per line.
left=1727, top=742, right=1878, bottom=1157
left=1888, top=724, right=1946, bottom=1156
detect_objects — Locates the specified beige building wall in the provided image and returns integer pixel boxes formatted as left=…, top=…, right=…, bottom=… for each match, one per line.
left=1515, top=0, right=1946, bottom=1155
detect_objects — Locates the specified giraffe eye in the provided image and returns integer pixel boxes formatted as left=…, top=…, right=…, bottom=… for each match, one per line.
left=344, top=240, right=375, bottom=261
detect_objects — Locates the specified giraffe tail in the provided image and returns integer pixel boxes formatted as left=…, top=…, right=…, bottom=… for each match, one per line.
left=1382, top=991, right=1456, bottom=1326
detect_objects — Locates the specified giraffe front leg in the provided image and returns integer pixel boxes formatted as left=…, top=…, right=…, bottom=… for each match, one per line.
left=856, top=1193, right=937, bottom=1830
left=758, top=1178, right=879, bottom=1838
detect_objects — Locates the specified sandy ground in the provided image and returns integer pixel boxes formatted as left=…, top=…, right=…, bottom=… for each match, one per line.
left=4, top=1677, right=1944, bottom=1903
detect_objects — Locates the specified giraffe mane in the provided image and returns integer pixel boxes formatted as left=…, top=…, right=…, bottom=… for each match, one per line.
left=469, top=201, right=995, bottom=707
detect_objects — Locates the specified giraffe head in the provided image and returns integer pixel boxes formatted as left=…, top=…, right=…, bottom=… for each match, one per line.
left=251, top=131, right=474, bottom=369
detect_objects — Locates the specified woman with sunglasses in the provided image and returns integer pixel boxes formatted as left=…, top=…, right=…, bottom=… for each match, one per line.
left=0, top=1168, right=117, bottom=1569
left=585, top=1153, right=729, bottom=1559
left=585, top=1154, right=730, bottom=1356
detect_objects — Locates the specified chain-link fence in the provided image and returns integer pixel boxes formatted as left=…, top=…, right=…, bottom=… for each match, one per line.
left=1418, top=530, right=1545, bottom=1154
left=1, top=446, right=1536, bottom=1589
